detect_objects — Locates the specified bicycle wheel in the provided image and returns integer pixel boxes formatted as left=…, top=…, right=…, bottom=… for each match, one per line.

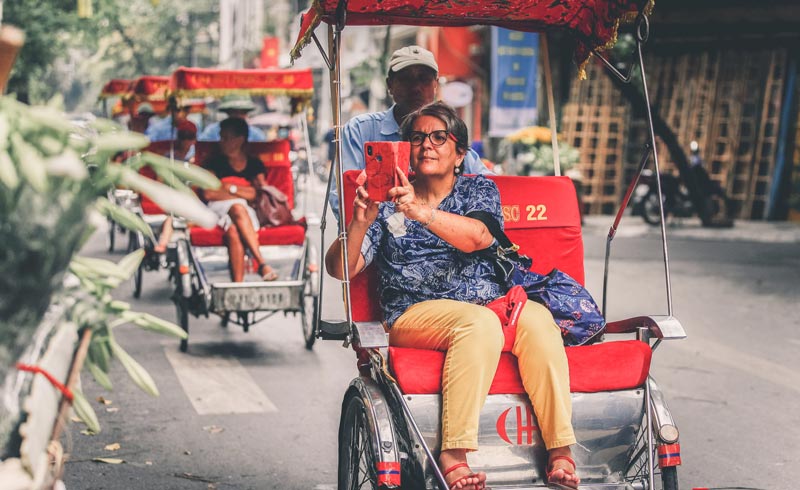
left=128, top=231, right=144, bottom=298
left=175, top=298, right=189, bottom=352
left=301, top=289, right=318, bottom=350
left=173, top=239, right=192, bottom=352
left=624, top=414, right=679, bottom=490
left=338, top=393, right=379, bottom=490
left=107, top=218, right=116, bottom=252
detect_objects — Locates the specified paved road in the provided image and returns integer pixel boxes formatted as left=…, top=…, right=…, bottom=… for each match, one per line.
left=64, top=180, right=800, bottom=489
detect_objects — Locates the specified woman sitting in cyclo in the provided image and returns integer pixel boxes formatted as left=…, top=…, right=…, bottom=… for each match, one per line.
left=326, top=102, right=580, bottom=490
left=200, top=117, right=279, bottom=282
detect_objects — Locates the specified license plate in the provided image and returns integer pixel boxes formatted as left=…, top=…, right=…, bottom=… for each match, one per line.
left=216, top=286, right=292, bottom=312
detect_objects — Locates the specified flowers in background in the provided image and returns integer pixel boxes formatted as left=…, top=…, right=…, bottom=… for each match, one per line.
left=500, top=126, right=581, bottom=176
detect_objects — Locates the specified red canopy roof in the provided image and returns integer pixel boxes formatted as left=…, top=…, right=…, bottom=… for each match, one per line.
left=98, top=79, right=132, bottom=99
left=129, top=76, right=170, bottom=100
left=169, top=67, right=314, bottom=100
left=291, top=0, right=651, bottom=70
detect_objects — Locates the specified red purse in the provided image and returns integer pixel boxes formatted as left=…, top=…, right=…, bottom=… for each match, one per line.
left=254, top=185, right=293, bottom=227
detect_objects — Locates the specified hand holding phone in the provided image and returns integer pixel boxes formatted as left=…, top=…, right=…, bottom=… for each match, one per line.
left=364, top=141, right=410, bottom=201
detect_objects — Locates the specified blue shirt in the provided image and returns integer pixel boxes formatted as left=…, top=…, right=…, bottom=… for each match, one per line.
left=361, top=174, right=505, bottom=327
left=331, top=105, right=491, bottom=216
left=198, top=122, right=267, bottom=142
left=145, top=115, right=205, bottom=142
left=145, top=117, right=176, bottom=142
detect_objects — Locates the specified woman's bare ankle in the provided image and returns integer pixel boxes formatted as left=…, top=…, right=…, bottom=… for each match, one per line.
left=549, top=445, right=572, bottom=459
left=439, top=448, right=468, bottom=469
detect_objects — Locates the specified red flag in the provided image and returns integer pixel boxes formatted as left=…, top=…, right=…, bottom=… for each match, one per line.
left=260, top=37, right=280, bottom=68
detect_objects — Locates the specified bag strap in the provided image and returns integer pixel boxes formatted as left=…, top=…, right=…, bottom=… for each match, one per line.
left=466, top=211, right=520, bottom=258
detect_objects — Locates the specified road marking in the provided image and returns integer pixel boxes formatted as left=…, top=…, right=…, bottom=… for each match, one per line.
left=674, top=337, right=800, bottom=394
left=164, top=348, right=277, bottom=415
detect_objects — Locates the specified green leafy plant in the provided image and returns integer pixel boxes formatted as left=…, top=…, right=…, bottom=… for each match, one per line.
left=0, top=94, right=220, bottom=436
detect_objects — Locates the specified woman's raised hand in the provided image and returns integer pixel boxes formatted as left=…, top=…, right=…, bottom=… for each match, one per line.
left=352, top=185, right=379, bottom=224
left=390, top=167, right=426, bottom=222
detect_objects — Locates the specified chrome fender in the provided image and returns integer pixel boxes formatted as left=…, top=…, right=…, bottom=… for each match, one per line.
left=344, top=377, right=402, bottom=474
left=649, top=377, right=679, bottom=444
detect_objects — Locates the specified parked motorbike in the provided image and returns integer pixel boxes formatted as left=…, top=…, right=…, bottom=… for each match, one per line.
left=632, top=142, right=725, bottom=226
left=632, top=169, right=688, bottom=225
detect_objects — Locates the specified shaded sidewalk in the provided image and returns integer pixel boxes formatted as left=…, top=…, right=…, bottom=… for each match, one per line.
left=583, top=215, right=800, bottom=244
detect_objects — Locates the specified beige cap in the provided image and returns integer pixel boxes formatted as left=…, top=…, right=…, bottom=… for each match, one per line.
left=388, top=45, right=438, bottom=75
left=218, top=96, right=256, bottom=112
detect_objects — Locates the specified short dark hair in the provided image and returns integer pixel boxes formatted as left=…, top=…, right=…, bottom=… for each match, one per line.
left=400, top=101, right=469, bottom=154
left=219, top=117, right=249, bottom=141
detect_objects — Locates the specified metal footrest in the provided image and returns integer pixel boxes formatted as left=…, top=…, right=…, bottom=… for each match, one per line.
left=318, top=319, right=350, bottom=340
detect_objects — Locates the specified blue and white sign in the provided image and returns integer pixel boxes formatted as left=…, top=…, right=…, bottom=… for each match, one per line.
left=489, top=28, right=539, bottom=137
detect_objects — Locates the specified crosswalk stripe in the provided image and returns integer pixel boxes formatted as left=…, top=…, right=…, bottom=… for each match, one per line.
left=164, top=348, right=278, bottom=415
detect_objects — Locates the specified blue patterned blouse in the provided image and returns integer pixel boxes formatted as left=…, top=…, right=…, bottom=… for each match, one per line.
left=361, top=175, right=505, bottom=328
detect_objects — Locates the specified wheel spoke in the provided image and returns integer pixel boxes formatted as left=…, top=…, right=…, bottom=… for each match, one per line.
left=341, top=397, right=378, bottom=490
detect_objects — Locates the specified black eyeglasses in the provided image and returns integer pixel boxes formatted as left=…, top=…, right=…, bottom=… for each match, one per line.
left=408, top=130, right=456, bottom=147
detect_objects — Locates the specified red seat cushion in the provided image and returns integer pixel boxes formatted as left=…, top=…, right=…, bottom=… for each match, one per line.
left=140, top=198, right=165, bottom=215
left=389, top=340, right=651, bottom=395
left=137, top=165, right=166, bottom=215
left=189, top=221, right=306, bottom=247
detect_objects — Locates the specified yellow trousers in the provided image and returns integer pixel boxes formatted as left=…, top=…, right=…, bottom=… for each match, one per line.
left=390, top=299, right=576, bottom=451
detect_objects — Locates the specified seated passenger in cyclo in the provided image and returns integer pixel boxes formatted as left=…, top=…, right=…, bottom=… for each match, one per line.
left=151, top=119, right=198, bottom=255
left=198, top=117, right=279, bottom=282
left=325, top=102, right=580, bottom=490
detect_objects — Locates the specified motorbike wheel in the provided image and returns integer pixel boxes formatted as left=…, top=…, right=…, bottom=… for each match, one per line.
left=338, top=393, right=379, bottom=490
left=642, top=191, right=666, bottom=226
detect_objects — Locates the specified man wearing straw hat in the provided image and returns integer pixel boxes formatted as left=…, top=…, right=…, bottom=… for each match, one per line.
left=198, top=96, right=268, bottom=142
left=330, top=45, right=489, bottom=217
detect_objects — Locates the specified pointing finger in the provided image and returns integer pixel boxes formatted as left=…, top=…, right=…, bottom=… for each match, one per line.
left=396, top=166, right=411, bottom=186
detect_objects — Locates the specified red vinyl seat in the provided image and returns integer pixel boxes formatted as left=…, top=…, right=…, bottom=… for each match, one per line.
left=389, top=340, right=651, bottom=395
left=137, top=163, right=166, bottom=215
left=189, top=221, right=306, bottom=247
left=341, top=170, right=651, bottom=395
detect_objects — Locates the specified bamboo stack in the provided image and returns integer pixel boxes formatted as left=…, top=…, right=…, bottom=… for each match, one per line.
left=563, top=45, right=789, bottom=219
left=561, top=64, right=629, bottom=215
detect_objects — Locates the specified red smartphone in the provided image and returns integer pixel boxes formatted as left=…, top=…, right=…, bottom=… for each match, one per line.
left=364, top=141, right=410, bottom=201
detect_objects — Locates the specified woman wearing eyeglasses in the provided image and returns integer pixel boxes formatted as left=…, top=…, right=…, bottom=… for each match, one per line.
left=325, top=102, right=579, bottom=490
